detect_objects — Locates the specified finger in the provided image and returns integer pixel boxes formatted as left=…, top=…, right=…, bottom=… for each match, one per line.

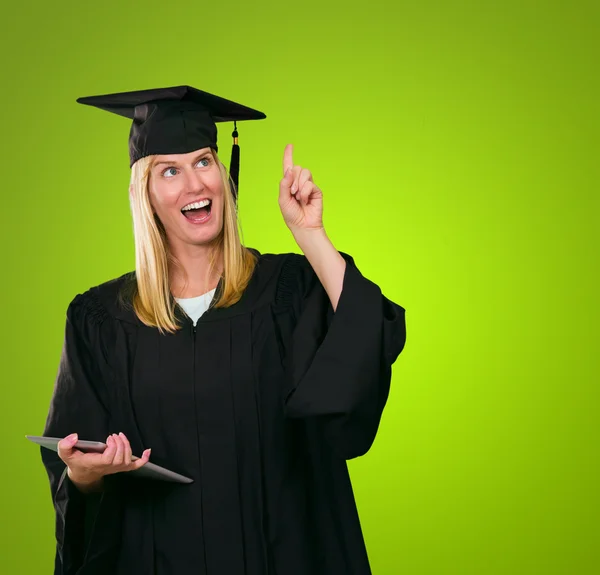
left=102, top=435, right=117, bottom=465
left=112, top=434, right=125, bottom=466
left=283, top=143, right=294, bottom=176
left=57, top=433, right=78, bottom=461
left=133, top=449, right=152, bottom=469
left=279, top=165, right=297, bottom=203
left=299, top=181, right=315, bottom=205
left=297, top=168, right=313, bottom=194
left=120, top=433, right=132, bottom=465
left=290, top=166, right=303, bottom=195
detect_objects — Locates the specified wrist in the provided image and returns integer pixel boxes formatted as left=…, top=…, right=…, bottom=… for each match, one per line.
left=290, top=226, right=328, bottom=249
left=67, top=468, right=104, bottom=493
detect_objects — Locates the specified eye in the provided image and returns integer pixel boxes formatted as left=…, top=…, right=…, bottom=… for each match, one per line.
left=162, top=167, right=178, bottom=178
left=160, top=157, right=210, bottom=178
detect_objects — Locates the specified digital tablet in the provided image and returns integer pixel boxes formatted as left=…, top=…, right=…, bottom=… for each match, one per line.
left=26, top=435, right=193, bottom=484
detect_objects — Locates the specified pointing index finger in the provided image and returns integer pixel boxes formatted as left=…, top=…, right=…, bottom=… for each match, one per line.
left=283, top=144, right=294, bottom=176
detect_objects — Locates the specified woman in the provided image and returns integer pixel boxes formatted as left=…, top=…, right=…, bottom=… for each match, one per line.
left=41, top=85, right=407, bottom=575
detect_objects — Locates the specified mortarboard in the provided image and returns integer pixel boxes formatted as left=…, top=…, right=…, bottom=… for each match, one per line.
left=76, top=85, right=266, bottom=197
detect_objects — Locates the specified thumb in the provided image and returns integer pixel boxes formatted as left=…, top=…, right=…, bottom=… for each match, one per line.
left=64, top=432, right=78, bottom=446
left=57, top=433, right=78, bottom=459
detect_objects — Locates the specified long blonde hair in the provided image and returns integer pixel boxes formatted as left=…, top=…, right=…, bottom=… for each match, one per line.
left=127, top=149, right=256, bottom=333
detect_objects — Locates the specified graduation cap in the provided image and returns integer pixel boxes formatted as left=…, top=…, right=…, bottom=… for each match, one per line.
left=76, top=85, right=266, bottom=197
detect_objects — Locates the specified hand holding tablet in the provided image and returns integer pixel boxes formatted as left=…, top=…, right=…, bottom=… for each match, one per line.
left=27, top=434, right=193, bottom=484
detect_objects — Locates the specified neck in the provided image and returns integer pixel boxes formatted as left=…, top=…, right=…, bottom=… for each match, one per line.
left=168, top=239, right=223, bottom=299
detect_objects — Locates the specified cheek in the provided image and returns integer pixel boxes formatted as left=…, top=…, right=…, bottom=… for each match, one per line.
left=209, top=171, right=224, bottom=195
left=209, top=176, right=226, bottom=211
left=216, top=194, right=228, bottom=221
left=149, top=183, right=178, bottom=214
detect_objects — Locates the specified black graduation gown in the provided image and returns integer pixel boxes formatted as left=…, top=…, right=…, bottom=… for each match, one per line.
left=41, top=251, right=406, bottom=575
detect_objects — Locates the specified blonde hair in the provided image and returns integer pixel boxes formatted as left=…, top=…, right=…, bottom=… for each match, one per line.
left=127, top=149, right=256, bottom=333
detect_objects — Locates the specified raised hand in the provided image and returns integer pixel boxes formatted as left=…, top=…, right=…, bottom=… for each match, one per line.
left=57, top=432, right=151, bottom=492
left=278, top=144, right=323, bottom=233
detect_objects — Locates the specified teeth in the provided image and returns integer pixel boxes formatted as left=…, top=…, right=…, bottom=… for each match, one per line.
left=182, top=199, right=211, bottom=211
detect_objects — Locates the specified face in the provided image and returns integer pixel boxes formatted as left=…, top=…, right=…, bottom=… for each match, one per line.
left=148, top=147, right=224, bottom=249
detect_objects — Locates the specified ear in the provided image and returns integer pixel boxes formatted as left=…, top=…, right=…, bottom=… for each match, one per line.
left=129, top=184, right=134, bottom=198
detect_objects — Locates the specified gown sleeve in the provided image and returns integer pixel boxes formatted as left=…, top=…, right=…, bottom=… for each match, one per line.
left=276, top=252, right=407, bottom=460
left=41, top=292, right=122, bottom=575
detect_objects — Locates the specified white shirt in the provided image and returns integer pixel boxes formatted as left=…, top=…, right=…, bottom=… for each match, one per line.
left=175, top=288, right=217, bottom=326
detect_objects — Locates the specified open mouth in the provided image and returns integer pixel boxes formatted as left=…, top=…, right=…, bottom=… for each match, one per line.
left=181, top=199, right=212, bottom=223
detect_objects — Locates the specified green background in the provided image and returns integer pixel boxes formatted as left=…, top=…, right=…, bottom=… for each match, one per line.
left=1, top=0, right=598, bottom=573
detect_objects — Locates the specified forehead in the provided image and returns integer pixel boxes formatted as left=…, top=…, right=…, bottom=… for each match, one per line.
left=152, top=147, right=212, bottom=166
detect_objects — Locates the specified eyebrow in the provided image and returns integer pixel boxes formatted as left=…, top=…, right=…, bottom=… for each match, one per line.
left=153, top=151, right=211, bottom=168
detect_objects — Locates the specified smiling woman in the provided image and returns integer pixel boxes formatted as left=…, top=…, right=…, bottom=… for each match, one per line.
left=129, top=145, right=255, bottom=332
left=39, top=84, right=407, bottom=575
left=149, top=149, right=223, bottom=240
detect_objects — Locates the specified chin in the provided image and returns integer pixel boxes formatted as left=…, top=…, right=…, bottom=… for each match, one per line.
left=188, top=224, right=223, bottom=247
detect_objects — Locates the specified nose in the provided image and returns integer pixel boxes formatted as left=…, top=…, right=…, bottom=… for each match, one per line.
left=182, top=166, right=206, bottom=193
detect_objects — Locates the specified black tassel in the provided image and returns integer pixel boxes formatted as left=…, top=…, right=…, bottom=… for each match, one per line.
left=230, top=121, right=240, bottom=202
